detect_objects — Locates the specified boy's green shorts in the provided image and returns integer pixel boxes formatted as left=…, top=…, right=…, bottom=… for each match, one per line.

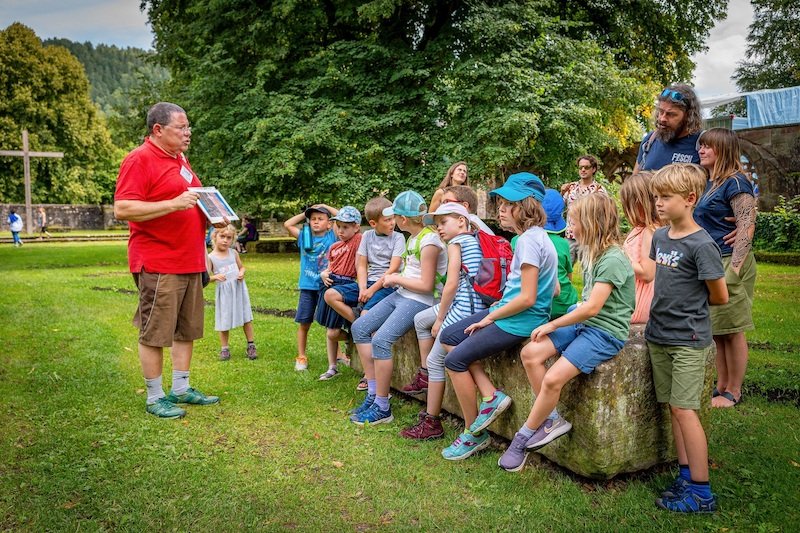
left=648, top=342, right=712, bottom=410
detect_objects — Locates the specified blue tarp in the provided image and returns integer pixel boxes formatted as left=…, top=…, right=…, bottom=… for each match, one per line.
left=745, top=86, right=800, bottom=128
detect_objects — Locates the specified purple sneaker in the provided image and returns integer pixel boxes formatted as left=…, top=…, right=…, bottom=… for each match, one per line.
left=524, top=416, right=572, bottom=451
left=497, top=432, right=530, bottom=472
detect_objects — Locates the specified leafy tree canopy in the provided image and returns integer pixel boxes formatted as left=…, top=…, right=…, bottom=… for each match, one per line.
left=0, top=23, right=120, bottom=204
left=734, top=0, right=800, bottom=91
left=141, top=0, right=724, bottom=210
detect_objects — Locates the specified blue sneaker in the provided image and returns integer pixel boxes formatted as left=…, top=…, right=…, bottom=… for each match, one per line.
left=468, top=391, right=512, bottom=433
left=524, top=415, right=572, bottom=451
left=350, top=402, right=393, bottom=426
left=442, top=431, right=490, bottom=461
left=348, top=394, right=375, bottom=416
left=661, top=477, right=690, bottom=499
left=656, top=490, right=717, bottom=513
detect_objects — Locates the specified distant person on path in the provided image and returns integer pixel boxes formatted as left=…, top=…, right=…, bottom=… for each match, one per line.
left=207, top=224, right=256, bottom=361
left=283, top=204, right=339, bottom=371
left=7, top=209, right=23, bottom=247
left=695, top=128, right=757, bottom=408
left=634, top=84, right=703, bottom=172
left=429, top=161, right=469, bottom=212
left=561, top=155, right=607, bottom=264
left=114, top=101, right=221, bottom=419
left=38, top=207, right=52, bottom=238
left=235, top=216, right=258, bottom=253
left=646, top=164, right=727, bottom=513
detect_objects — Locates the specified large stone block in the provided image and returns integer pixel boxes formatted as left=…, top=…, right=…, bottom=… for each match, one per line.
left=351, top=323, right=715, bottom=479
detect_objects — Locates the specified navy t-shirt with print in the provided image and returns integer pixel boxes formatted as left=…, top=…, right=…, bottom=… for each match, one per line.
left=636, top=131, right=701, bottom=171
left=693, top=172, right=754, bottom=256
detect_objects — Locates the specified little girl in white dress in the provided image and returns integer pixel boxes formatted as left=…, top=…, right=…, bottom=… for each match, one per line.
left=208, top=225, right=256, bottom=360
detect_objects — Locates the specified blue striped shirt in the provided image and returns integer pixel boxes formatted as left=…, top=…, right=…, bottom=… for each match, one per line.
left=442, top=233, right=486, bottom=327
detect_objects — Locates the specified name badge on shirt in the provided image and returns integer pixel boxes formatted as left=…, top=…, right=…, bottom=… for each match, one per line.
left=180, top=166, right=194, bottom=183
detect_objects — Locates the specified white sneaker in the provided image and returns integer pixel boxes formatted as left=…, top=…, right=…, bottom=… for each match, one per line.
left=294, top=357, right=308, bottom=371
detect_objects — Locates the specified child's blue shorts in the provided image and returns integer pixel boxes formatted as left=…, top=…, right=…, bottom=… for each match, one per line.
left=295, top=289, right=320, bottom=324
left=547, top=322, right=626, bottom=374
left=331, top=280, right=396, bottom=311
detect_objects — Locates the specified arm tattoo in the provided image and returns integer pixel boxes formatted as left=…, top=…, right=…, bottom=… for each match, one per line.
left=730, top=193, right=756, bottom=270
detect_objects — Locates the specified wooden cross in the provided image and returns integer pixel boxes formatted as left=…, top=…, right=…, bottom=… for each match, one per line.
left=0, top=129, right=64, bottom=234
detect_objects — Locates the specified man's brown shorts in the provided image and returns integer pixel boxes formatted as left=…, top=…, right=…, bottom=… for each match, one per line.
left=133, top=271, right=204, bottom=347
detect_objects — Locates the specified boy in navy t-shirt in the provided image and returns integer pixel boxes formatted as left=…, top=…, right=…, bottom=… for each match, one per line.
left=284, top=204, right=339, bottom=371
left=647, top=164, right=728, bottom=513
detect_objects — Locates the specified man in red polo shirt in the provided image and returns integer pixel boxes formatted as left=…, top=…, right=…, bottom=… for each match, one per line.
left=115, top=102, right=220, bottom=419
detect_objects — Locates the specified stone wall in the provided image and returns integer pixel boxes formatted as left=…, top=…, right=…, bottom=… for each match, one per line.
left=0, top=204, right=126, bottom=230
left=351, top=323, right=715, bottom=480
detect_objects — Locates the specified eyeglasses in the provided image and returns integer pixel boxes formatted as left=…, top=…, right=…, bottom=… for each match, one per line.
left=660, top=88, right=685, bottom=103
left=163, top=124, right=192, bottom=134
left=578, top=165, right=593, bottom=170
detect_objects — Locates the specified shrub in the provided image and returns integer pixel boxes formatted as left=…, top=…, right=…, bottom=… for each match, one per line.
left=754, top=195, right=800, bottom=252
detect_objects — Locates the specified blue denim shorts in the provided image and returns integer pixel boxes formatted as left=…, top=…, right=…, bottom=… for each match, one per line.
left=332, top=280, right=396, bottom=310
left=295, top=289, right=320, bottom=324
left=547, top=323, right=626, bottom=374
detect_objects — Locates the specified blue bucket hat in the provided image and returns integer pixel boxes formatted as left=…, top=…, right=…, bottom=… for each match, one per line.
left=331, top=205, right=362, bottom=224
left=489, top=172, right=546, bottom=202
left=542, top=189, right=567, bottom=233
left=383, top=190, right=427, bottom=217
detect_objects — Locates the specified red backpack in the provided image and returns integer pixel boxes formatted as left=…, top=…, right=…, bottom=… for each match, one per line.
left=462, top=230, right=513, bottom=307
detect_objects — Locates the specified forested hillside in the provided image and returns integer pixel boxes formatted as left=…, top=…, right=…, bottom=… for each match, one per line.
left=43, top=38, right=169, bottom=115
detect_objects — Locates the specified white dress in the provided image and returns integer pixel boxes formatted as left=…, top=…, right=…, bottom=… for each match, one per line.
left=209, top=249, right=253, bottom=331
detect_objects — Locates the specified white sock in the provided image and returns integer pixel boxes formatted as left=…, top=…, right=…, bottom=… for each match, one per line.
left=172, top=370, right=190, bottom=395
left=145, top=376, right=165, bottom=404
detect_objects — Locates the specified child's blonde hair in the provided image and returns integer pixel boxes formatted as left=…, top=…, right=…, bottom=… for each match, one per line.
left=650, top=163, right=707, bottom=203
left=500, top=196, right=547, bottom=234
left=620, top=171, right=659, bottom=230
left=570, top=194, right=621, bottom=268
left=364, top=196, right=392, bottom=223
left=211, top=224, right=237, bottom=244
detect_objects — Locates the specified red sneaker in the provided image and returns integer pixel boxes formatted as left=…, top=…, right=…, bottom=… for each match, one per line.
left=401, top=369, right=429, bottom=397
left=400, top=412, right=444, bottom=440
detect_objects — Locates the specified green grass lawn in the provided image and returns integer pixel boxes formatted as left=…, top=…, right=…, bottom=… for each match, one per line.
left=1, top=243, right=798, bottom=531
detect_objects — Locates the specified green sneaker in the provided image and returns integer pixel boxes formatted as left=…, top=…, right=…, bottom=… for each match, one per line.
left=146, top=398, right=187, bottom=419
left=165, top=387, right=220, bottom=405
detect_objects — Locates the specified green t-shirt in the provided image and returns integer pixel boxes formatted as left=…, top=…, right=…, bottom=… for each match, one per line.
left=547, top=233, right=578, bottom=318
left=582, top=246, right=635, bottom=340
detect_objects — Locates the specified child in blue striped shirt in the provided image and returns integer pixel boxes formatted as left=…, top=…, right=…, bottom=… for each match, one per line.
left=401, top=202, right=487, bottom=440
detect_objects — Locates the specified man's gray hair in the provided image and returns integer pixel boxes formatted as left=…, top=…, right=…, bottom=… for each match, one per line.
left=146, top=102, right=186, bottom=133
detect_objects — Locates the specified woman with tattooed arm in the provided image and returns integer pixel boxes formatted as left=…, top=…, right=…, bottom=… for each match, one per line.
left=695, top=128, right=757, bottom=408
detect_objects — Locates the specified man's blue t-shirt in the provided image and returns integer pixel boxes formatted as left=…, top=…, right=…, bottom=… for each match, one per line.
left=297, top=228, right=337, bottom=290
left=636, top=131, right=701, bottom=171
left=693, top=172, right=754, bottom=256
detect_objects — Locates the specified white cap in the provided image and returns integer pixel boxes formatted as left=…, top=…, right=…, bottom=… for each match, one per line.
left=422, top=202, right=471, bottom=226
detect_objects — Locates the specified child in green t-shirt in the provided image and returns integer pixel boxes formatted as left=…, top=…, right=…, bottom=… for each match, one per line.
left=542, top=189, right=578, bottom=318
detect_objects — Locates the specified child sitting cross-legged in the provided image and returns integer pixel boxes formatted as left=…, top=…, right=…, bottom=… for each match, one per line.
left=498, top=193, right=635, bottom=472
left=400, top=202, right=487, bottom=439
left=322, top=197, right=405, bottom=389
left=314, top=206, right=363, bottom=381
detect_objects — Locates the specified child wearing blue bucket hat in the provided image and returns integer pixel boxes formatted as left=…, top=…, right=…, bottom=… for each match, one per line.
left=543, top=189, right=578, bottom=318
left=436, top=172, right=559, bottom=460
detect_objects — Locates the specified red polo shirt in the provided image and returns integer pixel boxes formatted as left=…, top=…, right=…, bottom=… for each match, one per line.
left=115, top=138, right=207, bottom=274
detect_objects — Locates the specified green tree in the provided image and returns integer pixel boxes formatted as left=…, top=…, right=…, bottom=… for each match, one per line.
left=141, top=0, right=722, bottom=210
left=734, top=0, right=800, bottom=91
left=0, top=23, right=119, bottom=204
